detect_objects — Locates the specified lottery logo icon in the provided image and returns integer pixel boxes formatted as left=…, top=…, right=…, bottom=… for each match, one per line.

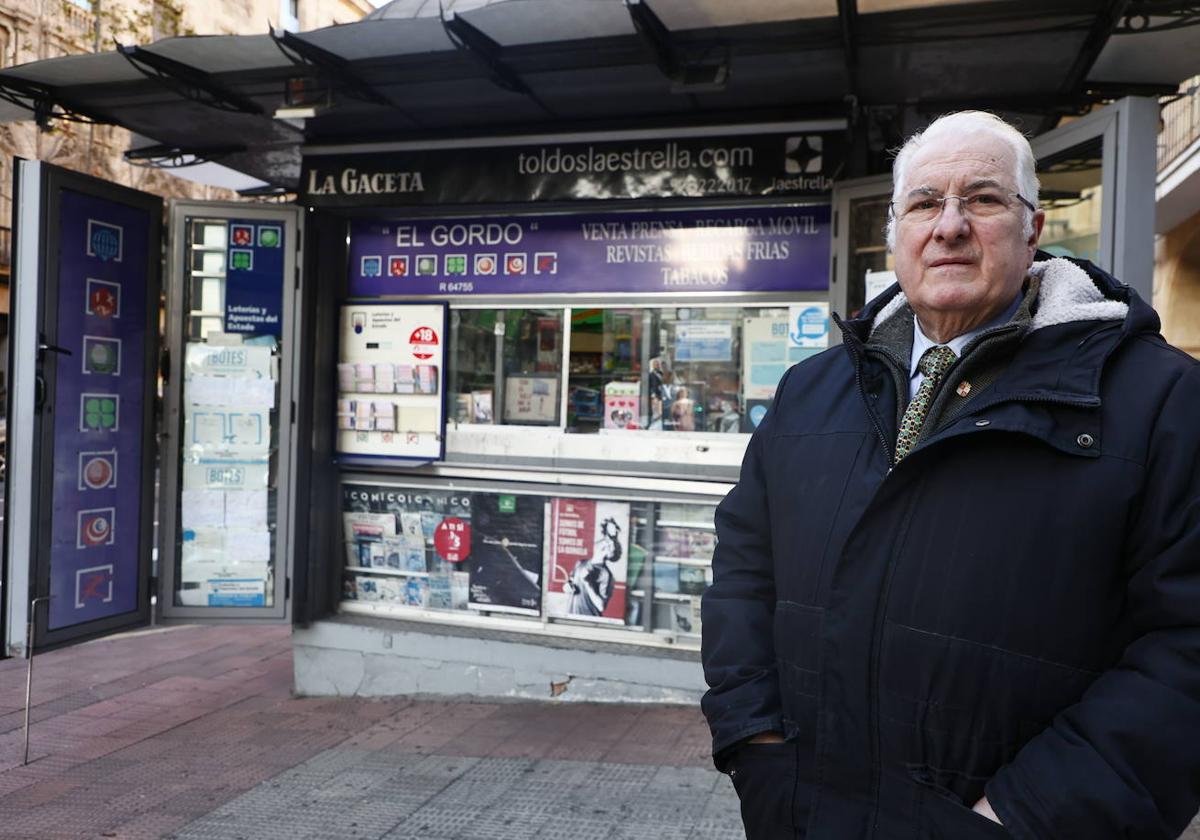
left=257, top=226, right=281, bottom=248
left=231, top=225, right=254, bottom=246
left=78, top=449, right=118, bottom=490
left=86, top=220, right=123, bottom=262
left=80, top=393, right=119, bottom=432
left=535, top=252, right=558, bottom=275
left=86, top=279, right=121, bottom=319
left=416, top=255, right=437, bottom=276
left=82, top=336, right=121, bottom=375
left=75, top=565, right=114, bottom=607
left=361, top=256, right=382, bottom=277
left=77, top=508, right=116, bottom=549
left=504, top=253, right=527, bottom=275
left=475, top=254, right=497, bottom=275
left=445, top=255, right=467, bottom=276
left=229, top=249, right=253, bottom=271
left=389, top=256, right=409, bottom=277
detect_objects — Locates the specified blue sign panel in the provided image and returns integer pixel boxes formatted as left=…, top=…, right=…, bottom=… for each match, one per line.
left=49, top=190, right=151, bottom=630
left=348, top=206, right=831, bottom=297
left=224, top=219, right=284, bottom=336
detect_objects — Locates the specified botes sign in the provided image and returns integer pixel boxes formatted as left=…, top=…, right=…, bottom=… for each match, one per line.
left=300, top=131, right=843, bottom=208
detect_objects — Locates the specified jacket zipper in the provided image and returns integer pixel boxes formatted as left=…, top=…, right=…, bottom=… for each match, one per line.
left=841, top=329, right=894, bottom=466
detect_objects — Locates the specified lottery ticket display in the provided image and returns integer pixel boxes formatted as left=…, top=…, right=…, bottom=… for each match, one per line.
left=337, top=303, right=448, bottom=462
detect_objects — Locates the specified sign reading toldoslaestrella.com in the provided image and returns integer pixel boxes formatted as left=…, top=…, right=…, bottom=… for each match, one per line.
left=348, top=206, right=831, bottom=296
left=300, top=131, right=841, bottom=208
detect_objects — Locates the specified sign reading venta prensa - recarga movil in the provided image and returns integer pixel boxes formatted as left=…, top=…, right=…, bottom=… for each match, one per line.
left=301, top=131, right=842, bottom=207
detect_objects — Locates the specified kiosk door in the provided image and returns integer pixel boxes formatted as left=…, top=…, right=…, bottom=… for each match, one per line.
left=6, top=162, right=160, bottom=652
left=3, top=172, right=302, bottom=656
left=156, top=202, right=302, bottom=623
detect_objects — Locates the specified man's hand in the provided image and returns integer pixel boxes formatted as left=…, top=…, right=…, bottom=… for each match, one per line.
left=972, top=796, right=1002, bottom=824
left=747, top=731, right=785, bottom=744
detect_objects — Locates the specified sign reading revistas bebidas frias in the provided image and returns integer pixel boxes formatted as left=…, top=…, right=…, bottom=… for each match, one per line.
left=301, top=131, right=842, bottom=208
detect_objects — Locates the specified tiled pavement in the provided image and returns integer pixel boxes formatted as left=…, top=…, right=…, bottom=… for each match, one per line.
left=0, top=624, right=738, bottom=840
left=2, top=624, right=1198, bottom=840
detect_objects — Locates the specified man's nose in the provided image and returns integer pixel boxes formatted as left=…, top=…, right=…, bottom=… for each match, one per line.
left=932, top=197, right=970, bottom=240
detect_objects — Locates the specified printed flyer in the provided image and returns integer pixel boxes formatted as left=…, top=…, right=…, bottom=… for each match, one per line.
left=545, top=498, right=630, bottom=625
left=466, top=492, right=546, bottom=616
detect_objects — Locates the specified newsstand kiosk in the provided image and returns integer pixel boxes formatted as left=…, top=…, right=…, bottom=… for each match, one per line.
left=3, top=99, right=1155, bottom=703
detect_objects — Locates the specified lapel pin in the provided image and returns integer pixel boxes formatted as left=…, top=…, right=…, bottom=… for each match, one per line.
left=956, top=381, right=972, bottom=397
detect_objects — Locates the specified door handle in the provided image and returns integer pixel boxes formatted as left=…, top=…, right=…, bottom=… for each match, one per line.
left=38, top=342, right=72, bottom=357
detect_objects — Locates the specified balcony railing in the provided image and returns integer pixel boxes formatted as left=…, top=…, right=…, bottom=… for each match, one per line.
left=1159, top=78, right=1200, bottom=173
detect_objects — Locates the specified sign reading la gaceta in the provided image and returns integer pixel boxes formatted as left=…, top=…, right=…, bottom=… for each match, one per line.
left=302, top=131, right=842, bottom=207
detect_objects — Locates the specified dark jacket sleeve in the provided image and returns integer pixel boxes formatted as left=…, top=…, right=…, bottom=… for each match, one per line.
left=700, top=365, right=795, bottom=766
left=988, top=363, right=1200, bottom=839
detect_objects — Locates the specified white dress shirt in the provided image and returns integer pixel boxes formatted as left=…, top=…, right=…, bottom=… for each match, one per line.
left=909, top=294, right=1022, bottom=400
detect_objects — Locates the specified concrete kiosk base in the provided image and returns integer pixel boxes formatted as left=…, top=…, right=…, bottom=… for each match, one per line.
left=293, top=615, right=707, bottom=704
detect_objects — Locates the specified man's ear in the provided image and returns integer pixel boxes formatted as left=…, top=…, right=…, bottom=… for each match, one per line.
left=1028, top=209, right=1046, bottom=250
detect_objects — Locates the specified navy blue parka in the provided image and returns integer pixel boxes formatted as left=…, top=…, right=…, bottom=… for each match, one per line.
left=701, top=255, right=1200, bottom=839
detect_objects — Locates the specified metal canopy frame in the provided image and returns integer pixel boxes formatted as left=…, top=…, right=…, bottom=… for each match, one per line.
left=116, top=43, right=265, bottom=115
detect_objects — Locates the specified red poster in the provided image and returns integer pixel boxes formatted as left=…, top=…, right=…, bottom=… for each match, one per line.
left=546, top=498, right=630, bottom=624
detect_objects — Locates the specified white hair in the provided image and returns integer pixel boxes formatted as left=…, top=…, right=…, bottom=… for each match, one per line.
left=885, top=111, right=1040, bottom=250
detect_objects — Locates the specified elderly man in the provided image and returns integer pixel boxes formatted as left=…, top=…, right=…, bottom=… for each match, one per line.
left=701, top=110, right=1200, bottom=840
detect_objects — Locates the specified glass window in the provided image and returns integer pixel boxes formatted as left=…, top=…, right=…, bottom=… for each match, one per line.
left=1037, top=137, right=1102, bottom=265
left=449, top=308, right=563, bottom=425
left=175, top=217, right=285, bottom=609
left=567, top=306, right=816, bottom=434
left=340, top=482, right=719, bottom=643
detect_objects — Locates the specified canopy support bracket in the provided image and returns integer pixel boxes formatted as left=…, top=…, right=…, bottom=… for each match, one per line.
left=439, top=5, right=555, bottom=118
left=116, top=43, right=264, bottom=115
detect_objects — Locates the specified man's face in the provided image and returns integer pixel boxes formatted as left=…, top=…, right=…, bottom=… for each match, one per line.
left=892, top=131, right=1044, bottom=330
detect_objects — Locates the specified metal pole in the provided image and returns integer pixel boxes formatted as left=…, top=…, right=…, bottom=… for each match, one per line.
left=23, top=595, right=49, bottom=766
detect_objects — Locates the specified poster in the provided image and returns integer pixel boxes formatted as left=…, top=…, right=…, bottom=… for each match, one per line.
left=503, top=376, right=558, bottom=425
left=741, top=314, right=823, bottom=404
left=675, top=322, right=733, bottom=362
left=47, top=188, right=151, bottom=630
left=545, top=499, right=630, bottom=625
left=224, top=220, right=284, bottom=336
left=603, top=381, right=640, bottom=430
left=337, top=303, right=447, bottom=462
left=788, top=303, right=830, bottom=349
left=466, top=493, right=546, bottom=616
left=348, top=206, right=831, bottom=297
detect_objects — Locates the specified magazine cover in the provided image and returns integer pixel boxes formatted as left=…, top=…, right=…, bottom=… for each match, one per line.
left=545, top=498, right=630, bottom=624
left=466, top=492, right=546, bottom=615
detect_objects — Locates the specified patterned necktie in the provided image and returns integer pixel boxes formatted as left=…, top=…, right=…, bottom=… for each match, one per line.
left=894, top=345, right=957, bottom=463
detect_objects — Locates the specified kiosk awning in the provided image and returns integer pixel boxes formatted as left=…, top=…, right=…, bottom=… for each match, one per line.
left=0, top=0, right=1195, bottom=191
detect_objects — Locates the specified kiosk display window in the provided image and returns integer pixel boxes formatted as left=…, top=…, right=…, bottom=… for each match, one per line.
left=341, top=480, right=718, bottom=643
left=566, top=305, right=823, bottom=434
left=448, top=308, right=563, bottom=425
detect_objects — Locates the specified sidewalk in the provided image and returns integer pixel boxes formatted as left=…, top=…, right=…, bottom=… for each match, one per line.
left=0, top=624, right=739, bottom=840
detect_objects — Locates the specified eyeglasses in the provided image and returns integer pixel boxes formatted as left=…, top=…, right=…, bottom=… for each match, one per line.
left=890, top=190, right=1038, bottom=224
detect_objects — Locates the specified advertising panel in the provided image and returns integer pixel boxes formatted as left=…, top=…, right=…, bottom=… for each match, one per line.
left=545, top=498, right=630, bottom=625
left=336, top=303, right=447, bottom=462
left=223, top=219, right=284, bottom=337
left=301, top=130, right=842, bottom=208
left=348, top=206, right=830, bottom=297
left=47, top=189, right=151, bottom=630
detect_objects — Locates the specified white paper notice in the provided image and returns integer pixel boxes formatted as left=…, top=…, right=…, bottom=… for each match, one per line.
left=226, top=529, right=271, bottom=564
left=225, top=490, right=268, bottom=529
left=188, top=376, right=275, bottom=409
left=181, top=490, right=225, bottom=529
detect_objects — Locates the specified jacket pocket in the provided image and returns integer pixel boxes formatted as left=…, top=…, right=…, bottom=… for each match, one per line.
left=730, top=742, right=810, bottom=839
left=879, top=622, right=1100, bottom=797
left=910, top=766, right=1012, bottom=840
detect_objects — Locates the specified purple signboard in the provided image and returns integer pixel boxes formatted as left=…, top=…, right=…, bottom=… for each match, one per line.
left=224, top=219, right=285, bottom=336
left=348, top=206, right=831, bottom=297
left=48, top=189, right=150, bottom=630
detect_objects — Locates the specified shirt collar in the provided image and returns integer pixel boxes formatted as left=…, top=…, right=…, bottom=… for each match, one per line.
left=910, top=293, right=1022, bottom=379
